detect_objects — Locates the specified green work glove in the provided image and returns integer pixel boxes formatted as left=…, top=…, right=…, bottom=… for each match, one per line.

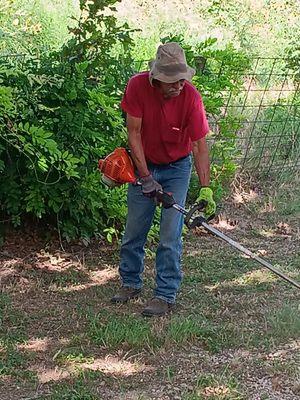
left=196, top=187, right=216, bottom=220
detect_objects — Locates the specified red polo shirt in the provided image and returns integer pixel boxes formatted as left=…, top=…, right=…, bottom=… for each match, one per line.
left=121, top=71, right=209, bottom=164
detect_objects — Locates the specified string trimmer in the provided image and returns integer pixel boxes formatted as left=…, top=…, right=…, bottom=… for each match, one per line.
left=98, top=148, right=300, bottom=290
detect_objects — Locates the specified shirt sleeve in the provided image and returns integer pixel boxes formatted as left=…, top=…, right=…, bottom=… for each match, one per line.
left=120, top=75, right=143, bottom=118
left=188, top=93, right=210, bottom=141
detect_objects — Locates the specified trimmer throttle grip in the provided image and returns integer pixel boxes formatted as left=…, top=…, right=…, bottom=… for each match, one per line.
left=155, top=191, right=176, bottom=209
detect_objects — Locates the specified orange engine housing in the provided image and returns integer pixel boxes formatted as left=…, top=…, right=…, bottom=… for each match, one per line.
left=98, top=147, right=136, bottom=185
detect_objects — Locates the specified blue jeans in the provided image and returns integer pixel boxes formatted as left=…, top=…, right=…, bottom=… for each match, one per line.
left=119, top=155, right=192, bottom=303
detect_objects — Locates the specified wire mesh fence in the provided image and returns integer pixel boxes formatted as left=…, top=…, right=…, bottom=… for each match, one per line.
left=207, top=57, right=300, bottom=175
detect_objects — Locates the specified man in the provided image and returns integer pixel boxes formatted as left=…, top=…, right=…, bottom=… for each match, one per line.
left=111, top=42, right=216, bottom=316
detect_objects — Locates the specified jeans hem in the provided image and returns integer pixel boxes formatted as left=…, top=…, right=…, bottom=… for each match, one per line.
left=122, top=283, right=142, bottom=290
left=154, top=294, right=176, bottom=304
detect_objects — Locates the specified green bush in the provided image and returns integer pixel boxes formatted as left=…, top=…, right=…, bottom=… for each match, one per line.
left=0, top=0, right=133, bottom=241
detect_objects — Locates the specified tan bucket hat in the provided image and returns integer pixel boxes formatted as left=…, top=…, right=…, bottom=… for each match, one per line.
left=149, top=42, right=195, bottom=86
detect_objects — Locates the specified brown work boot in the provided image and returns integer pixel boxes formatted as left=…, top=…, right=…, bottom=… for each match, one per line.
left=142, top=297, right=174, bottom=317
left=111, top=287, right=141, bottom=304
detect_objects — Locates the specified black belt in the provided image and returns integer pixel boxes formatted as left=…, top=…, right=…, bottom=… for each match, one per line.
left=146, top=154, right=190, bottom=167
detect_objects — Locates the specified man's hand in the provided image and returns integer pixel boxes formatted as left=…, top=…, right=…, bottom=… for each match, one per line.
left=196, top=187, right=216, bottom=220
left=140, top=175, right=162, bottom=198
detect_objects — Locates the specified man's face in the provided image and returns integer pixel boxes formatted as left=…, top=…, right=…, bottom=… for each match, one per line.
left=159, top=79, right=185, bottom=98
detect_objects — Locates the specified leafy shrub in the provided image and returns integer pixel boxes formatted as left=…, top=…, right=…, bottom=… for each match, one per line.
left=0, top=0, right=134, bottom=241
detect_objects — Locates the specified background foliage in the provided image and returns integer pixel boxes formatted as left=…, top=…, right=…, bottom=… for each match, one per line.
left=116, top=0, right=300, bottom=61
left=0, top=0, right=79, bottom=54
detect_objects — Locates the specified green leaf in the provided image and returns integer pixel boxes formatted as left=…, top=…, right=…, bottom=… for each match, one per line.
left=37, top=157, right=48, bottom=172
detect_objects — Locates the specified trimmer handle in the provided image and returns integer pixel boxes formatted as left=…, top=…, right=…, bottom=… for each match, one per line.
left=185, top=200, right=208, bottom=229
left=155, top=191, right=177, bottom=208
left=136, top=186, right=211, bottom=229
left=134, top=181, right=176, bottom=208
left=155, top=192, right=210, bottom=230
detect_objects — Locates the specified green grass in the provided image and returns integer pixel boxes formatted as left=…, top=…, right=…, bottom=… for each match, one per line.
left=85, top=252, right=299, bottom=353
left=183, top=372, right=246, bottom=399
left=86, top=309, right=250, bottom=353
left=0, top=292, right=36, bottom=382
left=0, top=291, right=27, bottom=344
left=54, top=349, right=94, bottom=366
left=183, top=250, right=278, bottom=298
left=166, top=315, right=209, bottom=344
left=265, top=304, right=300, bottom=341
left=165, top=315, right=236, bottom=352
left=22, top=267, right=90, bottom=288
left=266, top=358, right=300, bottom=376
left=36, top=380, right=98, bottom=400
left=87, top=310, right=158, bottom=349
left=163, top=365, right=176, bottom=382
left=273, top=178, right=300, bottom=217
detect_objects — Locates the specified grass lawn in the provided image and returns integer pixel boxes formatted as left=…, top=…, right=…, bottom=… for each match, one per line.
left=0, top=177, right=299, bottom=400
